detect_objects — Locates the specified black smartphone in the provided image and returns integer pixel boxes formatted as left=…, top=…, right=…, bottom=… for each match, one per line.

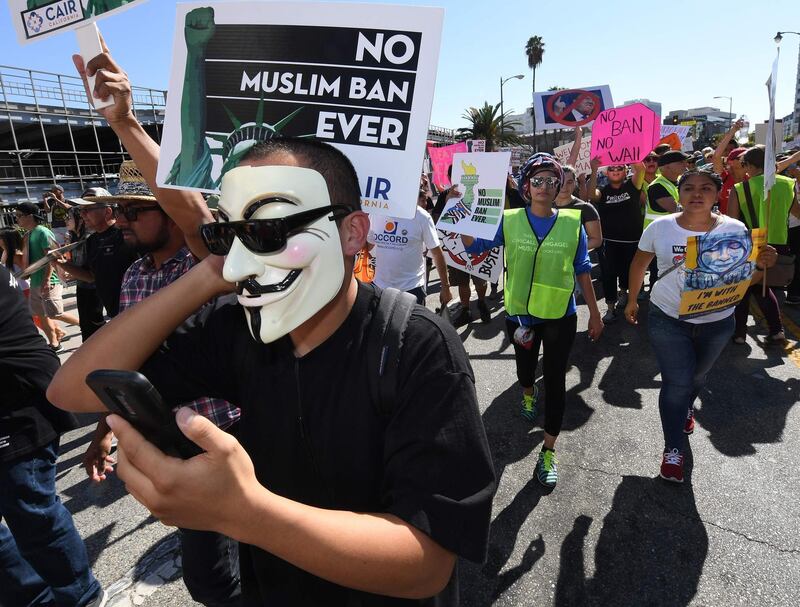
left=85, top=369, right=203, bottom=459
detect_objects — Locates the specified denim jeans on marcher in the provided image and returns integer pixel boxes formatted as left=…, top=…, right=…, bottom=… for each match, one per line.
left=647, top=305, right=735, bottom=452
left=0, top=439, right=101, bottom=607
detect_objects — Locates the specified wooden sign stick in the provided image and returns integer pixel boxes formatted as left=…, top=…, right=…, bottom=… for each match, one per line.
left=762, top=191, right=771, bottom=297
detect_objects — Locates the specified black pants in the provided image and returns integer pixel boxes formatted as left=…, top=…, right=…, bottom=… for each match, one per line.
left=506, top=314, right=578, bottom=437
left=180, top=529, right=241, bottom=607
left=788, top=225, right=800, bottom=298
left=601, top=240, right=639, bottom=304
left=75, top=287, right=105, bottom=341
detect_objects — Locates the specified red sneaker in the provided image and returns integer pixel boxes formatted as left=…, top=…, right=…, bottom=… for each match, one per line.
left=660, top=449, right=684, bottom=483
left=684, top=409, right=695, bottom=435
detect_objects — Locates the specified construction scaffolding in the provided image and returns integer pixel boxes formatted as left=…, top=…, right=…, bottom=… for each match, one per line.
left=0, top=64, right=166, bottom=203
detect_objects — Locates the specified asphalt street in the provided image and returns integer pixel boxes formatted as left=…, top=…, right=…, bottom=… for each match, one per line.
left=49, top=277, right=800, bottom=607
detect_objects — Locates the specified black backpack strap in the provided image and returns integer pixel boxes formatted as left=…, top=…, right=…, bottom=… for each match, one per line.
left=367, top=287, right=416, bottom=417
left=742, top=180, right=760, bottom=229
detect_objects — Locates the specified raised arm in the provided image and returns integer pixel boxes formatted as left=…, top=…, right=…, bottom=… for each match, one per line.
left=74, top=46, right=213, bottom=259
left=777, top=149, right=800, bottom=175
left=567, top=126, right=583, bottom=167
left=630, top=162, right=645, bottom=191
left=587, top=157, right=602, bottom=202
left=713, top=118, right=744, bottom=175
left=47, top=256, right=230, bottom=412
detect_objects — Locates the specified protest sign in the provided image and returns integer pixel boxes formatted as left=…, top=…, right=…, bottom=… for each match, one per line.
left=659, top=133, right=682, bottom=151
left=677, top=227, right=762, bottom=320
left=9, top=0, right=146, bottom=44
left=156, top=2, right=443, bottom=220
left=590, top=103, right=660, bottom=166
left=533, top=85, right=613, bottom=130
left=553, top=135, right=591, bottom=175
left=468, top=140, right=486, bottom=153
left=429, top=230, right=503, bottom=282
left=428, top=141, right=468, bottom=190
left=436, top=152, right=510, bottom=240
left=660, top=124, right=691, bottom=142
left=16, top=240, right=81, bottom=279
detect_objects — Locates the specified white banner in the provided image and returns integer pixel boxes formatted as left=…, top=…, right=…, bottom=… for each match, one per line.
left=660, top=125, right=691, bottom=141
left=468, top=139, right=486, bottom=153
left=429, top=230, right=503, bottom=282
left=155, top=2, right=443, bottom=220
left=764, top=48, right=780, bottom=198
left=553, top=135, right=591, bottom=176
left=435, top=152, right=510, bottom=240
left=9, top=0, right=147, bottom=44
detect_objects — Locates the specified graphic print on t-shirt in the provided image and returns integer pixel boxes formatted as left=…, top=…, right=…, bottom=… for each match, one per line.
left=677, top=227, right=760, bottom=319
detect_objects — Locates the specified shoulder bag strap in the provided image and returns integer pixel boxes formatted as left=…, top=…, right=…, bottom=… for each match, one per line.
left=742, top=180, right=760, bottom=229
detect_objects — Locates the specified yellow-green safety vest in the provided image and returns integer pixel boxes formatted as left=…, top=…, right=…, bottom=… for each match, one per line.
left=733, top=174, right=797, bottom=245
left=644, top=174, right=678, bottom=228
left=503, top=208, right=582, bottom=319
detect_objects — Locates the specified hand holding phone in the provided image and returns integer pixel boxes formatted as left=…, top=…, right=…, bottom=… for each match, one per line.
left=85, top=370, right=203, bottom=459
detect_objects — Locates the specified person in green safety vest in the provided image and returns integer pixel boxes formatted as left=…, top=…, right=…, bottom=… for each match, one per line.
left=642, top=151, right=689, bottom=293
left=727, top=145, right=800, bottom=344
left=461, top=153, right=604, bottom=489
left=645, top=151, right=688, bottom=228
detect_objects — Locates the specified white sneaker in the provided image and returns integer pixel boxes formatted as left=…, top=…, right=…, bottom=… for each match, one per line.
left=87, top=590, right=108, bottom=607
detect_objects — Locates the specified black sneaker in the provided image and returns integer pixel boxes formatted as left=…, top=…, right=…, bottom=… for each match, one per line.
left=452, top=306, right=473, bottom=327
left=786, top=296, right=800, bottom=306
left=477, top=299, right=491, bottom=323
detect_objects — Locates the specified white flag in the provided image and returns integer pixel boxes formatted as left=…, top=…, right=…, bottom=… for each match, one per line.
left=764, top=47, right=780, bottom=198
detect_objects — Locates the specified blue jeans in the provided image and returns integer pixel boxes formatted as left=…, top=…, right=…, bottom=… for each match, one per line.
left=0, top=439, right=101, bottom=607
left=647, top=305, right=735, bottom=452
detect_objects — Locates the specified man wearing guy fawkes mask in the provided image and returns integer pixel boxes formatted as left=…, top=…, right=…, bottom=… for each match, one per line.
left=49, top=138, right=496, bottom=607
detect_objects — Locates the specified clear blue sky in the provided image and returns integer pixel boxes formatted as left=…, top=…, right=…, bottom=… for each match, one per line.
left=2, top=0, right=800, bottom=131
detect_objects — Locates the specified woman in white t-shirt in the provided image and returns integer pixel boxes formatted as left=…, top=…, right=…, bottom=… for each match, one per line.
left=624, top=170, right=777, bottom=484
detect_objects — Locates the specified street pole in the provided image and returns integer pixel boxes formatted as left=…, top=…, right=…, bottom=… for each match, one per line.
left=499, top=74, right=525, bottom=147
left=500, top=77, right=505, bottom=137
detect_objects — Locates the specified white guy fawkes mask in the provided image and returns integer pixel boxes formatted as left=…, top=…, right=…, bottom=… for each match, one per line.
left=217, top=165, right=345, bottom=343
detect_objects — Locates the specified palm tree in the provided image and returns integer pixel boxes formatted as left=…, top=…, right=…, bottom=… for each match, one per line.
left=525, top=36, right=545, bottom=150
left=457, top=102, right=521, bottom=151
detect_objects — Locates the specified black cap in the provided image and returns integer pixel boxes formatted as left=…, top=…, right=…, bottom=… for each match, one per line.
left=658, top=150, right=690, bottom=167
left=16, top=201, right=44, bottom=218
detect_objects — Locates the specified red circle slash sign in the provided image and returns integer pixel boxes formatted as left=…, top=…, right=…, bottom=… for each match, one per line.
left=545, top=90, right=602, bottom=127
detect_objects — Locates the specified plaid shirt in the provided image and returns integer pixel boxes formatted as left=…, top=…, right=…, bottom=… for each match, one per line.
left=119, top=246, right=241, bottom=429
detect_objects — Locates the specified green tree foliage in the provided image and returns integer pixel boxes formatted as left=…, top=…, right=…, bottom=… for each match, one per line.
left=457, top=102, right=522, bottom=151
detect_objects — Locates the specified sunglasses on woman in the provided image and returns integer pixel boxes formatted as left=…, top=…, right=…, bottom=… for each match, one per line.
left=529, top=176, right=559, bottom=189
left=200, top=204, right=350, bottom=255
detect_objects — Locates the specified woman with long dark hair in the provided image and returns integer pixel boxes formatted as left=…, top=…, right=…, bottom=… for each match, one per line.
left=626, top=169, right=778, bottom=483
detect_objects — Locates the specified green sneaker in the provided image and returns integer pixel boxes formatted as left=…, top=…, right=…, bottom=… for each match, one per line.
left=536, top=449, right=558, bottom=487
left=520, top=386, right=539, bottom=421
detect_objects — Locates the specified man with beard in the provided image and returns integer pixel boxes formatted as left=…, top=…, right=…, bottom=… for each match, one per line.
left=48, top=137, right=495, bottom=607
left=78, top=161, right=243, bottom=606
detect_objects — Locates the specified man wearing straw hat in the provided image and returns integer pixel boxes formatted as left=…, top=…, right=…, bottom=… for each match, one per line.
left=59, top=170, right=139, bottom=319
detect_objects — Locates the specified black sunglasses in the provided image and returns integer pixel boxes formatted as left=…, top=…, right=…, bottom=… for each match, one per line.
left=200, top=203, right=350, bottom=256
left=116, top=204, right=163, bottom=221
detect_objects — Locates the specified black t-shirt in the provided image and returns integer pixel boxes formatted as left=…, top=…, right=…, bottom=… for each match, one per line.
left=594, top=179, right=643, bottom=242
left=141, top=283, right=495, bottom=607
left=0, top=266, right=76, bottom=463
left=646, top=183, right=674, bottom=214
left=557, top=196, right=600, bottom=226
left=85, top=226, right=137, bottom=316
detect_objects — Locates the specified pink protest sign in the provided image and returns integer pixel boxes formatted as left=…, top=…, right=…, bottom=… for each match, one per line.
left=590, top=103, right=660, bottom=166
left=427, top=142, right=468, bottom=190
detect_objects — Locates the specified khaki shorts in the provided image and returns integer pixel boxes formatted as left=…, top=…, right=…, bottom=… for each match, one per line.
left=30, top=283, right=64, bottom=317
left=448, top=266, right=487, bottom=289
